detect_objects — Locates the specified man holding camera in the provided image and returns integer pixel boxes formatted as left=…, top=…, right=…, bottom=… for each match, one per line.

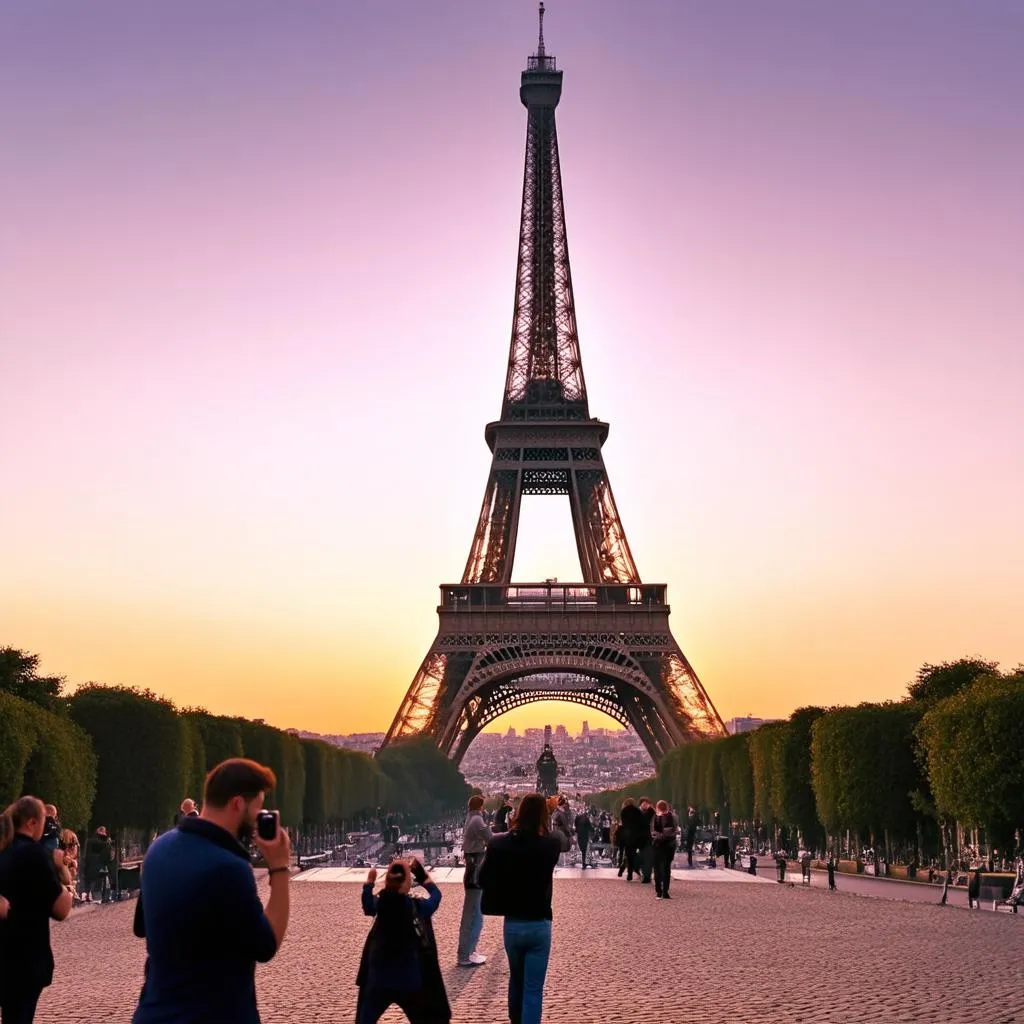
left=132, top=758, right=291, bottom=1024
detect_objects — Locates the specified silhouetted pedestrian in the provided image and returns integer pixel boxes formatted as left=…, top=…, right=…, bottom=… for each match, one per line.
left=480, top=794, right=561, bottom=1024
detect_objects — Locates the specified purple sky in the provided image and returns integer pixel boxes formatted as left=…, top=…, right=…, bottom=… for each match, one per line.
left=2, top=1, right=1022, bottom=735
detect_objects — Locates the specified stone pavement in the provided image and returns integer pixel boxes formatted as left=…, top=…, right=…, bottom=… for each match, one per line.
left=39, top=870, right=1023, bottom=1023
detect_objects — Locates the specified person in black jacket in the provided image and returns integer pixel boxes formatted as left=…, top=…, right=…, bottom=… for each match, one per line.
left=651, top=801, right=678, bottom=899
left=573, top=811, right=592, bottom=869
left=356, top=859, right=449, bottom=1024
left=82, top=826, right=114, bottom=903
left=684, top=807, right=699, bottom=869
left=0, top=797, right=74, bottom=1024
left=636, top=798, right=656, bottom=884
left=494, top=795, right=513, bottom=834
left=617, top=799, right=642, bottom=881
left=480, top=793, right=561, bottom=1024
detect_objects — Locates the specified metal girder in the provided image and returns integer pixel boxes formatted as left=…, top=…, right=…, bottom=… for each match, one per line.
left=379, top=15, right=725, bottom=765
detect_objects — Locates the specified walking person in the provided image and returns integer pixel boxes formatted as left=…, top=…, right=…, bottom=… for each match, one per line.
left=81, top=825, right=113, bottom=903
left=968, top=867, right=982, bottom=909
left=684, top=807, right=698, bottom=868
left=574, top=809, right=592, bottom=869
left=636, top=798, right=656, bottom=884
left=357, top=859, right=450, bottom=1024
left=0, top=797, right=74, bottom=1024
left=651, top=801, right=678, bottom=900
left=456, top=795, right=491, bottom=967
left=480, top=793, right=561, bottom=1024
left=618, top=799, right=642, bottom=880
left=132, top=758, right=292, bottom=1024
left=550, top=797, right=573, bottom=861
left=494, top=795, right=513, bottom=835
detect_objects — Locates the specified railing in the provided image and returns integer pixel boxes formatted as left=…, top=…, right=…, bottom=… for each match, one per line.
left=440, top=582, right=667, bottom=610
left=526, top=54, right=557, bottom=72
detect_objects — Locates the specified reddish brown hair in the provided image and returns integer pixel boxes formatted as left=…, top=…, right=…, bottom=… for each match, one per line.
left=511, top=793, right=550, bottom=836
left=204, top=758, right=277, bottom=808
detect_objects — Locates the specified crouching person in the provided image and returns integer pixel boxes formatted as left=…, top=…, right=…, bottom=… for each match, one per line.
left=357, top=859, right=450, bottom=1024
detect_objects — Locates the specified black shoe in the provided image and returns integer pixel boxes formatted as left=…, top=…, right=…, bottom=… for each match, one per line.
left=655, top=894, right=664, bottom=900
left=641, top=878, right=651, bottom=884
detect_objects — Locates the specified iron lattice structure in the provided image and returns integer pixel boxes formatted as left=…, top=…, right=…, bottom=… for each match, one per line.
left=382, top=7, right=725, bottom=764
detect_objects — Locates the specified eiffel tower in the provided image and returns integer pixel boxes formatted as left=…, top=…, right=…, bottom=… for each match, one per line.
left=382, top=5, right=725, bottom=763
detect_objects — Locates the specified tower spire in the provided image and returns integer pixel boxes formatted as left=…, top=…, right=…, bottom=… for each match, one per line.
left=537, top=2, right=546, bottom=58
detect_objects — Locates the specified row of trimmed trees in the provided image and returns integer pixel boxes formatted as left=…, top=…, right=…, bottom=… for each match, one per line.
left=0, top=648, right=469, bottom=834
left=594, top=659, right=1024, bottom=863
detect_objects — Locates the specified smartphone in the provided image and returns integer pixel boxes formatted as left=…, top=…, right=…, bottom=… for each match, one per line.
left=256, top=809, right=279, bottom=841
left=410, top=858, right=427, bottom=885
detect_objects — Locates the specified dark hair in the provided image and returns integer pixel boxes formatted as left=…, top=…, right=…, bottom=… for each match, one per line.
left=656, top=799, right=669, bottom=812
left=204, top=758, right=277, bottom=808
left=621, top=797, right=635, bottom=809
left=511, top=793, right=550, bottom=836
left=0, top=796, right=45, bottom=852
left=468, top=795, right=485, bottom=812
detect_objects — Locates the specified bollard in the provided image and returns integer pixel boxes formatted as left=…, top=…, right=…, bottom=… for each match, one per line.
left=776, top=857, right=786, bottom=883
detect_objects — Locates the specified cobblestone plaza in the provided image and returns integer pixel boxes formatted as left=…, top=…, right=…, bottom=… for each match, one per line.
left=39, top=870, right=1023, bottom=1023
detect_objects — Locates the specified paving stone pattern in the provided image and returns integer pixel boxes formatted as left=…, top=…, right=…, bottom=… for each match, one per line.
left=40, top=876, right=1023, bottom=1023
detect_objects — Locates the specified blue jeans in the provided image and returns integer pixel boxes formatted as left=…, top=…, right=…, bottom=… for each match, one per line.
left=457, top=887, right=484, bottom=960
left=503, top=918, right=552, bottom=1024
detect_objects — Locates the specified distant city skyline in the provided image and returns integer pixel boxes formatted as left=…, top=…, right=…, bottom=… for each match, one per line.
left=2, top=1, right=1021, bottom=737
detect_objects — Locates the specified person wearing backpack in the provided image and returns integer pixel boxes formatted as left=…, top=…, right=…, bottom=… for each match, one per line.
left=356, top=859, right=450, bottom=1024
left=652, top=800, right=679, bottom=900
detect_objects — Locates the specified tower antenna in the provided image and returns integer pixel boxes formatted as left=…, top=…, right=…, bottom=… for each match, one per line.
left=537, top=2, right=546, bottom=58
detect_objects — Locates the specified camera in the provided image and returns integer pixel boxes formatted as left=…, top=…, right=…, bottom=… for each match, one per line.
left=256, top=809, right=279, bottom=841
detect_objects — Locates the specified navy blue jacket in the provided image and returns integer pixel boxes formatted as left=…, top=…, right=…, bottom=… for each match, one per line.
left=132, top=818, right=277, bottom=1024
left=359, top=883, right=441, bottom=991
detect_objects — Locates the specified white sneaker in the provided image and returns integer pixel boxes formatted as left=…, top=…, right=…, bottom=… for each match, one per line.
left=468, top=952, right=487, bottom=965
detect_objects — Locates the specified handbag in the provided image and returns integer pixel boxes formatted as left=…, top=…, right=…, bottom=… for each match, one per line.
left=409, top=900, right=430, bottom=950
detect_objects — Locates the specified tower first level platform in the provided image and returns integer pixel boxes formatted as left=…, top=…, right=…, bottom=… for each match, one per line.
left=387, top=581, right=722, bottom=765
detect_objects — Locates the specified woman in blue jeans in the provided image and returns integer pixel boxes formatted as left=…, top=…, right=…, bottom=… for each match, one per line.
left=479, top=793, right=562, bottom=1024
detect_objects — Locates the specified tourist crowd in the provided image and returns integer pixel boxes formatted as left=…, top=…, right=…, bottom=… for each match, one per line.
left=0, top=778, right=694, bottom=1024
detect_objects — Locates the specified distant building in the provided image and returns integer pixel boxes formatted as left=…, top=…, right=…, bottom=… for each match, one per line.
left=544, top=724, right=553, bottom=747
left=554, top=724, right=569, bottom=741
left=581, top=721, right=590, bottom=739
left=506, top=726, right=517, bottom=739
left=726, top=716, right=780, bottom=735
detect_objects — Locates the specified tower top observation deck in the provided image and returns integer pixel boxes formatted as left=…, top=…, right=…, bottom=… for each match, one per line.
left=521, top=2, right=562, bottom=108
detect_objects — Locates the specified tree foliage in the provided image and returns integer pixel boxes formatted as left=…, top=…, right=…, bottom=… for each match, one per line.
left=0, top=691, right=96, bottom=828
left=719, top=732, right=754, bottom=822
left=811, top=702, right=923, bottom=839
left=916, top=670, right=1024, bottom=842
left=0, top=647, right=66, bottom=714
left=69, top=685, right=184, bottom=831
left=907, top=658, right=997, bottom=708
left=376, top=738, right=470, bottom=821
left=772, top=707, right=824, bottom=843
left=183, top=710, right=244, bottom=771
left=748, top=722, right=786, bottom=824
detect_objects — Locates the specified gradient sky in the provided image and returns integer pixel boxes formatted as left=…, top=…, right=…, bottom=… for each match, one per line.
left=2, top=1, right=1022, bottom=739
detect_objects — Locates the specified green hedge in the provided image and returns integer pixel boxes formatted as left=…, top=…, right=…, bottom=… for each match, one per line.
left=69, top=685, right=186, bottom=832
left=0, top=691, right=97, bottom=828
